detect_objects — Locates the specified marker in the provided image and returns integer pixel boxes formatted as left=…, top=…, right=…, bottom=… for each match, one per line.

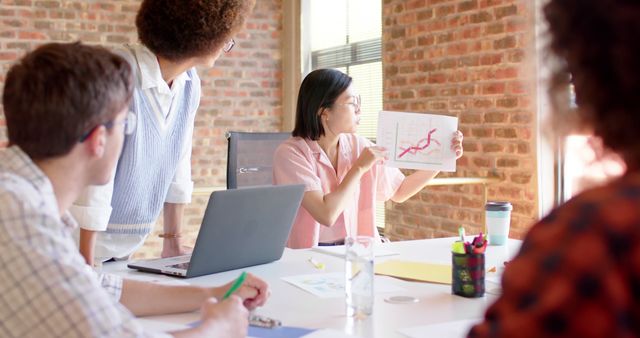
left=470, top=233, right=488, bottom=254
left=308, top=257, right=325, bottom=270
left=222, top=271, right=247, bottom=300
left=451, top=241, right=466, bottom=254
left=458, top=226, right=465, bottom=242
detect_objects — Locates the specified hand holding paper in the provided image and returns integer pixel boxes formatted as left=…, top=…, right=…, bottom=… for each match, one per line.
left=377, top=111, right=459, bottom=172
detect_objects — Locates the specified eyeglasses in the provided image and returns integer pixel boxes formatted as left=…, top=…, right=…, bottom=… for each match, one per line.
left=223, top=38, right=235, bottom=53
left=79, top=111, right=137, bottom=142
left=335, top=95, right=362, bottom=110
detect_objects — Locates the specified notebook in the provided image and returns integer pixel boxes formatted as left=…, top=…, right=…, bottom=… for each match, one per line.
left=374, top=260, right=452, bottom=284
left=128, top=184, right=304, bottom=278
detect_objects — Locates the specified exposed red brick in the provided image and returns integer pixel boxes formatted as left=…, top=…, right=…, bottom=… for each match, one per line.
left=484, top=111, right=507, bottom=123
left=458, top=0, right=478, bottom=13
left=383, top=0, right=536, bottom=243
left=483, top=142, right=505, bottom=152
left=0, top=0, right=283, bottom=258
left=495, top=4, right=518, bottom=20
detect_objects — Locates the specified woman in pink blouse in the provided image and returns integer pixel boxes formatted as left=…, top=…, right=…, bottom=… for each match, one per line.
left=273, top=69, right=464, bottom=248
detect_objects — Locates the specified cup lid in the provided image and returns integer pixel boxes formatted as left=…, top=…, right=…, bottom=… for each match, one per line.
left=485, top=201, right=512, bottom=211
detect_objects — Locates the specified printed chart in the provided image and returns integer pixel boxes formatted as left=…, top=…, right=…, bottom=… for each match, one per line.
left=377, top=111, right=458, bottom=171
left=281, top=272, right=345, bottom=298
left=281, top=272, right=405, bottom=298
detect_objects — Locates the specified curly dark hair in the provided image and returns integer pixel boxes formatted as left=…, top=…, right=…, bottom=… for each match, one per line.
left=545, top=0, right=640, bottom=165
left=136, top=0, right=255, bottom=61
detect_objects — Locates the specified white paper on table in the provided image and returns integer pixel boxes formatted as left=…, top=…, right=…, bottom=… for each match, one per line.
left=398, top=318, right=480, bottom=338
left=281, top=272, right=404, bottom=298
left=137, top=313, right=198, bottom=333
left=377, top=111, right=459, bottom=172
left=485, top=272, right=502, bottom=284
left=484, top=266, right=504, bottom=296
left=312, top=245, right=398, bottom=258
left=302, top=329, right=357, bottom=338
left=125, top=274, right=190, bottom=286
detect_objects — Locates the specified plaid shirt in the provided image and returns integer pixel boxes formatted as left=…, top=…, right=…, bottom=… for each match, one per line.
left=469, top=173, right=640, bottom=338
left=0, top=147, right=166, bottom=338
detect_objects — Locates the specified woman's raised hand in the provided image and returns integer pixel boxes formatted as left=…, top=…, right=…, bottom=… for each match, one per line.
left=451, top=131, right=464, bottom=159
left=355, top=146, right=389, bottom=172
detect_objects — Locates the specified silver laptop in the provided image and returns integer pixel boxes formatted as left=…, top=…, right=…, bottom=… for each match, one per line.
left=127, top=184, right=304, bottom=278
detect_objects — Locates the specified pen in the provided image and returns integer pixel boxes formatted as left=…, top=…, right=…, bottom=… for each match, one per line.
left=308, top=257, right=325, bottom=270
left=222, top=271, right=247, bottom=300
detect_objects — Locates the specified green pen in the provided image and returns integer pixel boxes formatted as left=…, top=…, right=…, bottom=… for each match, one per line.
left=222, top=271, right=247, bottom=300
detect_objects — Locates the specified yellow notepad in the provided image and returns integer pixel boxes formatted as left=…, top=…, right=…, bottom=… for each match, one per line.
left=375, top=260, right=452, bottom=285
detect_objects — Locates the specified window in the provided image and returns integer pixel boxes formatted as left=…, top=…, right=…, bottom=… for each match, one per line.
left=559, top=85, right=624, bottom=201
left=302, top=0, right=385, bottom=228
left=535, top=0, right=625, bottom=209
left=303, top=0, right=381, bottom=140
left=561, top=135, right=625, bottom=200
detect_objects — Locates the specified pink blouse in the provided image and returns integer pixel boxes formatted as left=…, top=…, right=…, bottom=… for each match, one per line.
left=273, top=134, right=405, bottom=249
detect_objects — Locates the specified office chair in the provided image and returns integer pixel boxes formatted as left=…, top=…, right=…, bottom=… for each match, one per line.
left=226, top=131, right=291, bottom=189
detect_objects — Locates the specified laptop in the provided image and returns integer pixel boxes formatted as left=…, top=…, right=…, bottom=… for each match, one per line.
left=127, top=184, right=304, bottom=278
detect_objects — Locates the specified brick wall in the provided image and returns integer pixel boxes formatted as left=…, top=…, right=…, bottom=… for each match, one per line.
left=0, top=0, right=283, bottom=258
left=382, top=0, right=538, bottom=240
left=2, top=0, right=539, bottom=253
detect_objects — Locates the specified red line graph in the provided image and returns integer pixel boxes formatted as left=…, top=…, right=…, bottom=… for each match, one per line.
left=397, top=128, right=441, bottom=158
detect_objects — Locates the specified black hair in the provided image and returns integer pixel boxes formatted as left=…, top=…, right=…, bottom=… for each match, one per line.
left=292, top=68, right=352, bottom=140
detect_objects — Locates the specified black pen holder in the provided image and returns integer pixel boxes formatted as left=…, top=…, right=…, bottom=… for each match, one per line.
left=451, top=252, right=485, bottom=298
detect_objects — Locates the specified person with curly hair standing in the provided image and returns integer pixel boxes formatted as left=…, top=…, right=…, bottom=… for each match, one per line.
left=469, top=1, right=640, bottom=337
left=71, top=0, right=256, bottom=265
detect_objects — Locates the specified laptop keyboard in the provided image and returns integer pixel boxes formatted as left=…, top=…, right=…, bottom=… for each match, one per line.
left=169, top=262, right=190, bottom=270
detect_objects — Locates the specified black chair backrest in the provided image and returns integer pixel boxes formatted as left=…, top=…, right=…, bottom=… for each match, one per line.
left=226, top=131, right=291, bottom=189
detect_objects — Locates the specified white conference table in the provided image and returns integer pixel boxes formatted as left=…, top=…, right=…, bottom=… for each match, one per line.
left=103, top=237, right=521, bottom=337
